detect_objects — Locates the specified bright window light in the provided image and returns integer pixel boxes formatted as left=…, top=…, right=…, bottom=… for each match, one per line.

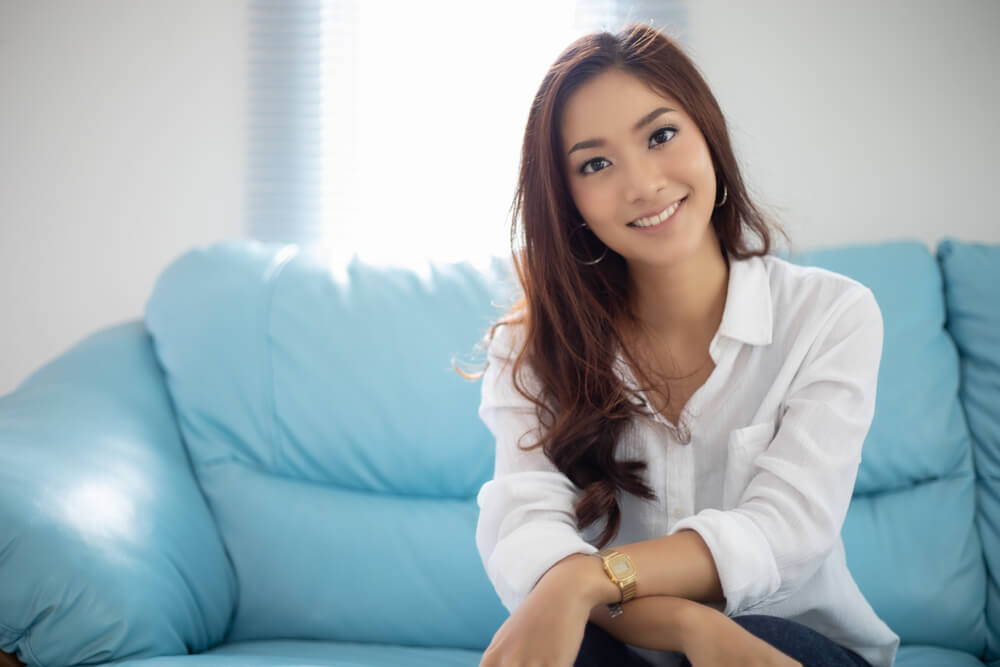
left=319, top=1, right=580, bottom=268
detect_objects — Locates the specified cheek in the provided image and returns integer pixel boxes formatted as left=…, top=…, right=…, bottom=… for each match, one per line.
left=689, top=143, right=716, bottom=187
left=567, top=182, right=590, bottom=220
left=570, top=180, right=614, bottom=222
left=698, top=155, right=716, bottom=188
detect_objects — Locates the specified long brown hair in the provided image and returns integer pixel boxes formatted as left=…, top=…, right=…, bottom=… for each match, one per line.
left=490, top=24, right=778, bottom=548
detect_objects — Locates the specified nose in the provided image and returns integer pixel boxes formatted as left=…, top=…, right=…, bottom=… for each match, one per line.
left=621, top=151, right=666, bottom=205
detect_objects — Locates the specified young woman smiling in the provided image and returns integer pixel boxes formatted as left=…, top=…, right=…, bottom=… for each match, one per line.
left=473, top=24, right=899, bottom=667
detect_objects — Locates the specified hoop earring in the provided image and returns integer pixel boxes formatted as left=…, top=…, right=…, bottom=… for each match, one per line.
left=714, top=184, right=728, bottom=208
left=569, top=223, right=608, bottom=265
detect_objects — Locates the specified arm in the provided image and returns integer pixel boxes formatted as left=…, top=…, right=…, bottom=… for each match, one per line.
left=476, top=324, right=601, bottom=611
left=586, top=592, right=703, bottom=651
left=535, top=560, right=800, bottom=666
left=542, top=534, right=723, bottom=613
left=583, top=595, right=801, bottom=666
left=481, top=551, right=784, bottom=664
left=540, top=548, right=718, bottom=652
left=669, top=288, right=884, bottom=616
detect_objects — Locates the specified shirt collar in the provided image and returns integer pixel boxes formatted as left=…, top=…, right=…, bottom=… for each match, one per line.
left=715, top=254, right=774, bottom=348
left=615, top=254, right=774, bottom=387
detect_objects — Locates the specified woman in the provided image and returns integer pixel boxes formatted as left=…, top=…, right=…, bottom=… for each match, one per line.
left=473, top=24, right=900, bottom=667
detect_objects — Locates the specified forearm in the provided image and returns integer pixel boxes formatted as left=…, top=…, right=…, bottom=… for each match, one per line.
left=586, top=595, right=705, bottom=652
left=617, top=529, right=723, bottom=602
left=547, top=529, right=723, bottom=610
left=590, top=596, right=804, bottom=666
left=533, top=543, right=728, bottom=654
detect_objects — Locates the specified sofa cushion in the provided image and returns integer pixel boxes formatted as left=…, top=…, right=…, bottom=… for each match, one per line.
left=894, top=645, right=988, bottom=667
left=0, top=323, right=236, bottom=666
left=144, top=242, right=510, bottom=649
left=112, top=639, right=481, bottom=666
left=789, top=242, right=987, bottom=656
left=109, top=641, right=984, bottom=667
left=112, top=640, right=988, bottom=667
left=940, top=238, right=1000, bottom=661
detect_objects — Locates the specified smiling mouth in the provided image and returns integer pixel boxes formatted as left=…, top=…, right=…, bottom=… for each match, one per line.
left=627, top=197, right=687, bottom=228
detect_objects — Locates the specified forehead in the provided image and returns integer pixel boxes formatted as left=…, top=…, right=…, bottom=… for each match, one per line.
left=560, top=69, right=686, bottom=149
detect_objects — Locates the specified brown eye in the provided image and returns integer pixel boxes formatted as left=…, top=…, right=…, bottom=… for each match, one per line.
left=650, top=126, right=677, bottom=147
left=580, top=157, right=611, bottom=175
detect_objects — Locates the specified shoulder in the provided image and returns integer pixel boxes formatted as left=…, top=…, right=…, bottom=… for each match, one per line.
left=481, top=319, right=546, bottom=410
left=760, top=254, right=881, bottom=332
left=749, top=255, right=882, bottom=366
left=485, top=318, right=528, bottom=363
left=761, top=254, right=871, bottom=303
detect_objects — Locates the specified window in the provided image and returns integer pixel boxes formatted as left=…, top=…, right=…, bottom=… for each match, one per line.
left=250, top=1, right=688, bottom=268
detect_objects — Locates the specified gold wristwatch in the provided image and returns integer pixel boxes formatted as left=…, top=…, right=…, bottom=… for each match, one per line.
left=594, top=549, right=637, bottom=617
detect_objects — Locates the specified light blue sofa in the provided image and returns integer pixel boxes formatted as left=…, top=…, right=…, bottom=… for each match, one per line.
left=0, top=239, right=997, bottom=667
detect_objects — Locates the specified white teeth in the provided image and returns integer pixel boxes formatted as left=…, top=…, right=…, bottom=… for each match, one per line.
left=631, top=199, right=682, bottom=227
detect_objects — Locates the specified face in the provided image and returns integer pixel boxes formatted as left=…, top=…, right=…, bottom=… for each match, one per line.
left=560, top=68, right=719, bottom=271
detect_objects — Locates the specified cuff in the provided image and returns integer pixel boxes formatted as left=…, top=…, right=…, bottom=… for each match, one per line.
left=486, top=520, right=597, bottom=612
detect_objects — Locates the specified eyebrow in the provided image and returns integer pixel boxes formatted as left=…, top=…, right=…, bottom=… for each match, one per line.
left=566, top=107, right=676, bottom=156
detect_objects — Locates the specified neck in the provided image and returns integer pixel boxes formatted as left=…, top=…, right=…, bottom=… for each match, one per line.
left=626, top=235, right=729, bottom=346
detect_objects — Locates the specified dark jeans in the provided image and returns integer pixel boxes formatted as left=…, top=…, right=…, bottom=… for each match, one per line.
left=575, top=614, right=872, bottom=667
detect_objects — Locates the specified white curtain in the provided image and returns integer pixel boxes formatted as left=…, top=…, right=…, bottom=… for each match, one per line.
left=249, top=1, right=688, bottom=267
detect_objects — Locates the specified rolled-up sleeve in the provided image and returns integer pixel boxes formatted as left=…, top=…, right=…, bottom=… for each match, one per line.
left=475, top=324, right=597, bottom=612
left=669, top=287, right=884, bottom=616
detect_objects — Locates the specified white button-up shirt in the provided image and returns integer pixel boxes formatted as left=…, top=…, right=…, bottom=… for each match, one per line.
left=476, top=254, right=900, bottom=667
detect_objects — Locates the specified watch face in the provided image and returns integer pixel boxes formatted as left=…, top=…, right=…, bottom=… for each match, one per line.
left=610, top=554, right=634, bottom=576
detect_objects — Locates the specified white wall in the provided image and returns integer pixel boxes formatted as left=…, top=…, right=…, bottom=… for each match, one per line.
left=1, top=0, right=998, bottom=396
left=0, top=0, right=247, bottom=397
left=686, top=0, right=1000, bottom=251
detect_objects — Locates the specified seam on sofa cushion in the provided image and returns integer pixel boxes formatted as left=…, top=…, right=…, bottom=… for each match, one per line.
left=851, top=467, right=977, bottom=500
left=0, top=621, right=22, bottom=639
left=193, top=456, right=480, bottom=503
left=260, top=246, right=299, bottom=473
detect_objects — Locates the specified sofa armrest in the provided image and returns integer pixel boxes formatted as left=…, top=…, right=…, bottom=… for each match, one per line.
left=0, top=321, right=236, bottom=666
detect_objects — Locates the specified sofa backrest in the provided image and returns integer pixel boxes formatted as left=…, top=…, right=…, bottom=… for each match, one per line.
left=789, top=242, right=988, bottom=657
left=145, top=241, right=511, bottom=649
left=939, top=239, right=1000, bottom=662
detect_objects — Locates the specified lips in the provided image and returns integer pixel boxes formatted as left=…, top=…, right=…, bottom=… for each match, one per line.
left=627, top=197, right=687, bottom=228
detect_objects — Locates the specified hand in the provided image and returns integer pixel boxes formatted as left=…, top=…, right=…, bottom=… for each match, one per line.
left=479, top=562, right=595, bottom=667
left=682, top=606, right=802, bottom=667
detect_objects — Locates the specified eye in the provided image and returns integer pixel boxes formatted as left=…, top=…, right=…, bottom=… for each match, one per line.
left=580, top=157, right=611, bottom=175
left=650, top=126, right=677, bottom=147
left=577, top=126, right=677, bottom=175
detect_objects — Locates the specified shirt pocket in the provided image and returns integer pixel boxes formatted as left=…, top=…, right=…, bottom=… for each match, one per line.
left=722, top=421, right=777, bottom=509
